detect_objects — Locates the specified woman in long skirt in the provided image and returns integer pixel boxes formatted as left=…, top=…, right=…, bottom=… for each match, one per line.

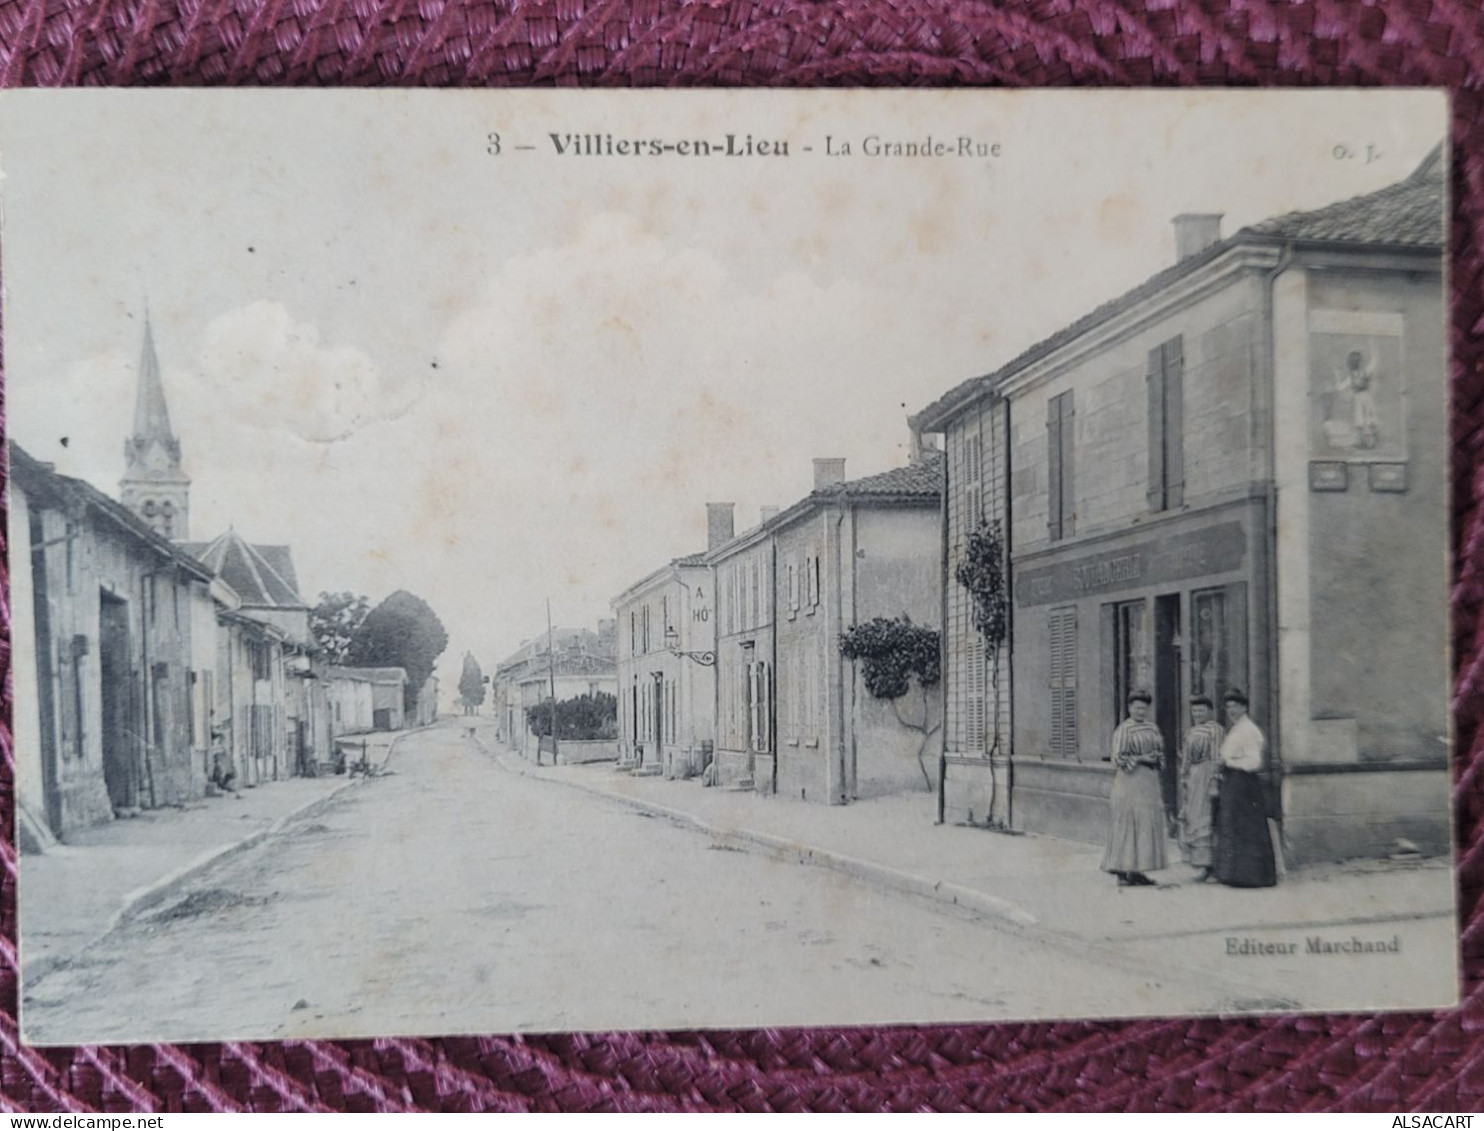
left=1101, top=689, right=1167, bottom=887
left=1178, top=695, right=1224, bottom=882
left=1213, top=688, right=1278, bottom=888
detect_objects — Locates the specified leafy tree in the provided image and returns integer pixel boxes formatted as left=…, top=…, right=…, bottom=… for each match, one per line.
left=346, top=590, right=450, bottom=712
left=838, top=616, right=942, bottom=790
left=526, top=692, right=618, bottom=741
left=310, top=591, right=370, bottom=663
left=458, top=652, right=487, bottom=714
left=955, top=519, right=1009, bottom=756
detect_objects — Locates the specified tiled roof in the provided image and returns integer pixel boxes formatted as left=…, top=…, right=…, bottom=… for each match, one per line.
left=181, top=530, right=307, bottom=609
left=672, top=551, right=709, bottom=567
left=832, top=449, right=943, bottom=499
left=912, top=145, right=1446, bottom=430
left=10, top=443, right=213, bottom=581
left=1246, top=149, right=1444, bottom=245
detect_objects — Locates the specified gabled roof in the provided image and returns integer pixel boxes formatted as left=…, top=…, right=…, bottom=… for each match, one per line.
left=180, top=530, right=307, bottom=609
left=828, top=451, right=944, bottom=499
left=912, top=144, right=1447, bottom=430
left=707, top=451, right=943, bottom=562
left=612, top=550, right=710, bottom=608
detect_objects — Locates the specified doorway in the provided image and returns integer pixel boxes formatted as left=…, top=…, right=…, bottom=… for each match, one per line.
left=651, top=672, right=665, bottom=769
left=98, top=592, right=134, bottom=811
left=1153, top=593, right=1182, bottom=824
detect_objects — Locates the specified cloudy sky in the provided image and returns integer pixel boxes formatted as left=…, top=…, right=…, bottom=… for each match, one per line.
left=0, top=89, right=1444, bottom=694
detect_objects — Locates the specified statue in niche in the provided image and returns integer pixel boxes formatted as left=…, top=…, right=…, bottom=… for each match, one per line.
left=1322, top=347, right=1382, bottom=452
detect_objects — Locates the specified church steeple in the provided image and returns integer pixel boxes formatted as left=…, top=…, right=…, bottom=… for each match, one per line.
left=120, top=313, right=190, bottom=540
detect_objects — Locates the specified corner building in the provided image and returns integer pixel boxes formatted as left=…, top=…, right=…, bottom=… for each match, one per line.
left=914, top=149, right=1448, bottom=863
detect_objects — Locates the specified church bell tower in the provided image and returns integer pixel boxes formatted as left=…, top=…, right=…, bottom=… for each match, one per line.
left=120, top=315, right=190, bottom=540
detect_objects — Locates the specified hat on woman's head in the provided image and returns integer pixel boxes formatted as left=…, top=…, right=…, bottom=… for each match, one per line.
left=1127, top=688, right=1152, bottom=705
left=1223, top=687, right=1249, bottom=706
left=1189, top=694, right=1213, bottom=709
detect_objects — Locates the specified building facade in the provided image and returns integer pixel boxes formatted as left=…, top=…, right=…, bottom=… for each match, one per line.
left=12, top=446, right=220, bottom=840
left=612, top=551, right=716, bottom=779
left=709, top=456, right=943, bottom=803
left=913, top=150, right=1448, bottom=863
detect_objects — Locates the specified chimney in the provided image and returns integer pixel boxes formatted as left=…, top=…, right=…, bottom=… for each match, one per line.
left=706, top=502, right=735, bottom=550
left=1173, top=213, right=1223, bottom=263
left=813, top=458, right=847, bottom=491
left=759, top=505, right=780, bottom=525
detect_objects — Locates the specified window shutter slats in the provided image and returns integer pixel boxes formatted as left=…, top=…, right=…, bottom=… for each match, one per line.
left=1047, top=397, right=1063, bottom=540
left=1147, top=346, right=1166, bottom=512
left=1165, top=338, right=1185, bottom=510
left=1047, top=607, right=1078, bottom=759
left=1060, top=395, right=1076, bottom=536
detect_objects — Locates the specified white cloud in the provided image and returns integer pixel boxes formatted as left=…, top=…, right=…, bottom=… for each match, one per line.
left=196, top=301, right=410, bottom=443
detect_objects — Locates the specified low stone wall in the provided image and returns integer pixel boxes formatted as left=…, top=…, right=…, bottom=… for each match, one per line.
left=554, top=739, right=617, bottom=765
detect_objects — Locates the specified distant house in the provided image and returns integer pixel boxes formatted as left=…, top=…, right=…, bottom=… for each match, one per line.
left=912, top=146, right=1448, bottom=862
left=329, top=667, right=409, bottom=731
left=491, top=625, right=617, bottom=759
left=612, top=541, right=715, bottom=779
left=180, top=530, right=316, bottom=783
left=708, top=454, right=943, bottom=803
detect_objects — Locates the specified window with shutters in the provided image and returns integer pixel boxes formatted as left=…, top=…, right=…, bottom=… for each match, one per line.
left=1047, top=607, right=1078, bottom=758
left=1147, top=336, right=1185, bottom=512
left=966, top=633, right=986, bottom=752
left=1046, top=392, right=1075, bottom=542
left=788, top=562, right=799, bottom=613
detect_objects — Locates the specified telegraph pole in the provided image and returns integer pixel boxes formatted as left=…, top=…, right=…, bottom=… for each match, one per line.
left=546, top=598, right=559, bottom=767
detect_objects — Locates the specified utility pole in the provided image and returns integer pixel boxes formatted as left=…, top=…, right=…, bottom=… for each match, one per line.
left=546, top=598, right=559, bottom=767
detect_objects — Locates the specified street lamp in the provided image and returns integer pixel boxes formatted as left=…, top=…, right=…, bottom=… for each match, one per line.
left=663, top=625, right=716, bottom=667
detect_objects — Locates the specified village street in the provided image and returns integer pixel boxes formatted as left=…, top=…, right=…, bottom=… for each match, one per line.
left=22, top=719, right=1245, bottom=1046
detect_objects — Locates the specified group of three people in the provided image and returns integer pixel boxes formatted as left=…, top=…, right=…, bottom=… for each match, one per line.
left=1101, top=686, right=1278, bottom=889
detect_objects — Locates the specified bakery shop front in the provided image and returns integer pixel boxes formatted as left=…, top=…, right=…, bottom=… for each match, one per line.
left=1008, top=496, right=1272, bottom=845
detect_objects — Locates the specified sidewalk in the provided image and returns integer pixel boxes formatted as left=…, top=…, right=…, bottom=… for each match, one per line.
left=20, top=730, right=403, bottom=987
left=478, top=721, right=1458, bottom=1008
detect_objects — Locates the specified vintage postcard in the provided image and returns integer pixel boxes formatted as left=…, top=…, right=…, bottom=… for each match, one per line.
left=1, top=89, right=1457, bottom=1045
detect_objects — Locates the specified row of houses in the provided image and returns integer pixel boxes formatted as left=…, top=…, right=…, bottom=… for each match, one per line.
left=609, top=146, right=1450, bottom=866
left=12, top=321, right=436, bottom=851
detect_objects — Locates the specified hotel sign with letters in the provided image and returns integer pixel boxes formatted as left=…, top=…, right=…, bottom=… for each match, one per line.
left=1015, top=521, right=1247, bottom=606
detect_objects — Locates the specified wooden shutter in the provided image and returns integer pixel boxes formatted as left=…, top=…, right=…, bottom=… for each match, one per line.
left=1048, top=607, right=1078, bottom=758
left=1059, top=392, right=1076, bottom=537
left=1164, top=338, right=1185, bottom=510
left=1047, top=397, right=1063, bottom=540
left=1147, top=346, right=1166, bottom=511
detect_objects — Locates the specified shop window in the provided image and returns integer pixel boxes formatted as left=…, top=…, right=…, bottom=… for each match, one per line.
left=1047, top=392, right=1075, bottom=541
left=1190, top=584, right=1248, bottom=707
left=1147, top=336, right=1186, bottom=512
left=1047, top=606, right=1077, bottom=758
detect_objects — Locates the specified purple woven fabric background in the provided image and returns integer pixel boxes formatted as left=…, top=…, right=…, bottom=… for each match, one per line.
left=0, top=0, right=1482, bottom=1112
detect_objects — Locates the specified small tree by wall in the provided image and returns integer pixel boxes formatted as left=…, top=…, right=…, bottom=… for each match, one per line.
left=839, top=616, right=942, bottom=790
left=955, top=519, right=1009, bottom=756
